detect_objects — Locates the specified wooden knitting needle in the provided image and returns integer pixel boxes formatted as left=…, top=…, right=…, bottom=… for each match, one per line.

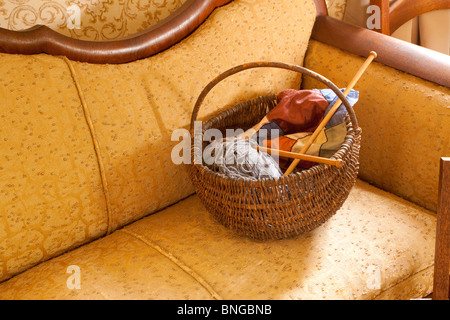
left=254, top=145, right=344, bottom=168
left=283, top=51, right=377, bottom=176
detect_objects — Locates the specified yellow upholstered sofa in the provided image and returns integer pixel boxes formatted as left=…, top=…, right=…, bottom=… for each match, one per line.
left=0, top=0, right=448, bottom=300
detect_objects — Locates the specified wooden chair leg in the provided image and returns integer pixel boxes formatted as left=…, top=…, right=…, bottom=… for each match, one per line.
left=432, top=157, right=450, bottom=300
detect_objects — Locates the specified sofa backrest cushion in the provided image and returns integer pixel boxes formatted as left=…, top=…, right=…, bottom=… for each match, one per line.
left=0, top=0, right=317, bottom=282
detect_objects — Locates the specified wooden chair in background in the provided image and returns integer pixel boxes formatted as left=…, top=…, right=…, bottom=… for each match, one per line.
left=370, top=0, right=450, bottom=35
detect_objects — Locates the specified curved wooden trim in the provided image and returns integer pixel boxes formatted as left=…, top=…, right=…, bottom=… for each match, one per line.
left=369, top=0, right=391, bottom=35
left=390, top=0, right=450, bottom=34
left=313, top=0, right=328, bottom=16
left=0, top=0, right=232, bottom=64
left=311, top=15, right=450, bottom=88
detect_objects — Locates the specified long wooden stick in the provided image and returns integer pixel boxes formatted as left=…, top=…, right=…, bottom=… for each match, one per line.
left=283, top=51, right=377, bottom=176
left=255, top=145, right=344, bottom=168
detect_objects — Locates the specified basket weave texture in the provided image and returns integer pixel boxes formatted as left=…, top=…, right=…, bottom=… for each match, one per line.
left=189, top=62, right=361, bottom=240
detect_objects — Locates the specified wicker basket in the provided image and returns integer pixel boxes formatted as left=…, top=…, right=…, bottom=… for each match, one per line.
left=189, top=62, right=361, bottom=240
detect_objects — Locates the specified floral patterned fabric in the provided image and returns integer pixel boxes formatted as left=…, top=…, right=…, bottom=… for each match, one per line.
left=325, top=0, right=347, bottom=20
left=0, top=0, right=351, bottom=40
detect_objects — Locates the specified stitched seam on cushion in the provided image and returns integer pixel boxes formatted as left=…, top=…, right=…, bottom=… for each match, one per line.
left=372, top=263, right=435, bottom=300
left=119, top=229, right=223, bottom=300
left=61, top=56, right=113, bottom=235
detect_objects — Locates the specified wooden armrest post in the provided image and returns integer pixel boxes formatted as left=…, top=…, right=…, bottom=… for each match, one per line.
left=433, top=157, right=450, bottom=300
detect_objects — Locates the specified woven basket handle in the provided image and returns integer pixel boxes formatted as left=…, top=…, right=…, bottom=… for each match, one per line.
left=190, top=61, right=359, bottom=132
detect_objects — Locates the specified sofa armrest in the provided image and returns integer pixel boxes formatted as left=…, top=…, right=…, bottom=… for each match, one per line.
left=302, top=18, right=450, bottom=213
left=311, top=15, right=450, bottom=88
left=433, top=157, right=450, bottom=300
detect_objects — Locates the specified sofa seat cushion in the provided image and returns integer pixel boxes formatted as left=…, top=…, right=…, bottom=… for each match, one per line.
left=0, top=179, right=436, bottom=300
